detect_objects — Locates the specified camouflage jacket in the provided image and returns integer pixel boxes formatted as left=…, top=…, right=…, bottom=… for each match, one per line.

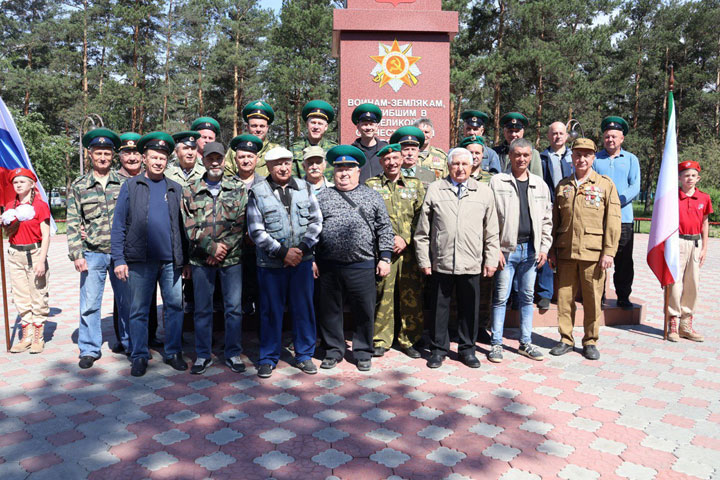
left=182, top=175, right=248, bottom=267
left=290, top=136, right=338, bottom=181
left=471, top=168, right=494, bottom=184
left=419, top=146, right=448, bottom=180
left=224, top=140, right=280, bottom=178
left=365, top=173, right=425, bottom=246
left=66, top=170, right=124, bottom=261
left=165, top=162, right=206, bottom=189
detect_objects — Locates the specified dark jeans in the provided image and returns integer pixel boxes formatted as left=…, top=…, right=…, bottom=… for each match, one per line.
left=430, top=272, right=480, bottom=357
left=256, top=261, right=316, bottom=365
left=614, top=223, right=634, bottom=301
left=536, top=261, right=553, bottom=301
left=114, top=286, right=157, bottom=345
left=192, top=263, right=243, bottom=359
left=318, top=265, right=376, bottom=362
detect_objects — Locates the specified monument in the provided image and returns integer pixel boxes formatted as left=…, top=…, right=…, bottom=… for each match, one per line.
left=333, top=0, right=458, bottom=149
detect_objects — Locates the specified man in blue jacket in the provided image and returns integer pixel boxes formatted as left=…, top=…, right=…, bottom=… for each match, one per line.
left=111, top=132, right=190, bottom=377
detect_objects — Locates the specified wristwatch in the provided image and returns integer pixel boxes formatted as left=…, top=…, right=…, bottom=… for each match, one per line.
left=379, top=258, right=391, bottom=264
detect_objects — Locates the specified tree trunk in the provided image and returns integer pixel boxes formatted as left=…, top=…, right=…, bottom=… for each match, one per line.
left=233, top=25, right=241, bottom=136
left=131, top=20, right=140, bottom=131
left=716, top=36, right=720, bottom=135
left=632, top=52, right=643, bottom=130
left=493, top=1, right=506, bottom=145
left=23, top=49, right=32, bottom=115
left=197, top=53, right=204, bottom=115
left=162, top=0, right=173, bottom=130
left=82, top=0, right=88, bottom=117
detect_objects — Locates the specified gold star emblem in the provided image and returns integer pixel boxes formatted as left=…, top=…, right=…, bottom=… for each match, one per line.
left=370, top=39, right=421, bottom=91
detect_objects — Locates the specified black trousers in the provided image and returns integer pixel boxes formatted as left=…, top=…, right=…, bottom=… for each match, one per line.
left=114, top=285, right=158, bottom=343
left=614, top=223, right=634, bottom=301
left=318, top=265, right=376, bottom=362
left=430, top=272, right=480, bottom=357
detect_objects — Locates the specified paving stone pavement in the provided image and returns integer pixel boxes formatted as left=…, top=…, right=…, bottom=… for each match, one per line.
left=1, top=235, right=719, bottom=479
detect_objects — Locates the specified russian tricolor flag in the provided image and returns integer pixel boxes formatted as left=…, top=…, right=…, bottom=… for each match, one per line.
left=646, top=90, right=680, bottom=287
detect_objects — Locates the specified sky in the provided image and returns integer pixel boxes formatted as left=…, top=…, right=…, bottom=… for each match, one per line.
left=265, top=0, right=283, bottom=14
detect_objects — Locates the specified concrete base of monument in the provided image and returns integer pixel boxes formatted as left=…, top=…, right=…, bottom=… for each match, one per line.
left=501, top=295, right=645, bottom=328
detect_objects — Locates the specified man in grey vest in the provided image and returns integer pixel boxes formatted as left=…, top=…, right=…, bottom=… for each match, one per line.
left=247, top=147, right=323, bottom=379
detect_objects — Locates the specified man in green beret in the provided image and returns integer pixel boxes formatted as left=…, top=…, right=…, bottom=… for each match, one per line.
left=461, top=109, right=502, bottom=174
left=166, top=131, right=206, bottom=188
left=459, top=135, right=498, bottom=184
left=68, top=128, right=129, bottom=369
left=291, top=100, right=338, bottom=180
left=366, top=143, right=426, bottom=358
left=190, top=117, right=220, bottom=157
left=390, top=126, right=435, bottom=187
left=414, top=118, right=448, bottom=179
left=225, top=100, right=279, bottom=178
left=350, top=103, right=387, bottom=183
left=492, top=112, right=542, bottom=177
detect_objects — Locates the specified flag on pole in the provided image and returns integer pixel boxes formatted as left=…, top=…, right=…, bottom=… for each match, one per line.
left=646, top=90, right=680, bottom=287
left=0, top=95, right=57, bottom=233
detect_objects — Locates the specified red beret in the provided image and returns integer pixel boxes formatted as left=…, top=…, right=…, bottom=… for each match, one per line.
left=9, top=168, right=37, bottom=183
left=679, top=160, right=701, bottom=173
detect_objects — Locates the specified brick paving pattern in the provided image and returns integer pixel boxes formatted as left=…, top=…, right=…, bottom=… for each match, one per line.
left=0, top=234, right=718, bottom=479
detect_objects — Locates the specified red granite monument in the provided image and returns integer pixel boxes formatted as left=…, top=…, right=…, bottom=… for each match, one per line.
left=333, top=0, right=458, bottom=150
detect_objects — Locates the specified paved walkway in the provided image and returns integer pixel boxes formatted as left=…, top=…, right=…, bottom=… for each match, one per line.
left=1, top=235, right=718, bottom=480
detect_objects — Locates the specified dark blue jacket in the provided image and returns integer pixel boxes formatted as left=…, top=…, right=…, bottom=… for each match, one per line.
left=540, top=147, right=574, bottom=202
left=111, top=174, right=187, bottom=268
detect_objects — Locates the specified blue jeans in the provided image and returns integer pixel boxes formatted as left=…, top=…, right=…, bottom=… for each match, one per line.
left=128, top=261, right=183, bottom=361
left=192, top=263, right=243, bottom=359
left=257, top=260, right=316, bottom=365
left=491, top=243, right=537, bottom=345
left=536, top=260, right=553, bottom=301
left=78, top=252, right=129, bottom=358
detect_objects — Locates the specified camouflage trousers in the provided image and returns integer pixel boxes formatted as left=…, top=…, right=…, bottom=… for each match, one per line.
left=374, top=249, right=424, bottom=349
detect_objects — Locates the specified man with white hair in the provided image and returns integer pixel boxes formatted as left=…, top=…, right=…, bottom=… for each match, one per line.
left=415, top=147, right=500, bottom=369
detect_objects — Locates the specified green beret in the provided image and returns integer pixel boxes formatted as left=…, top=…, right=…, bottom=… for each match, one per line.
left=229, top=134, right=263, bottom=154
left=118, top=132, right=141, bottom=152
left=601, top=116, right=629, bottom=135
left=389, top=126, right=425, bottom=147
left=326, top=145, right=367, bottom=167
left=302, top=100, right=335, bottom=123
left=82, top=128, right=121, bottom=150
left=500, top=112, right=529, bottom=129
left=458, top=135, right=485, bottom=148
left=190, top=117, right=220, bottom=134
left=243, top=100, right=275, bottom=124
left=460, top=110, right=489, bottom=127
left=137, top=132, right=175, bottom=155
left=172, top=131, right=201, bottom=147
left=377, top=143, right=403, bottom=157
left=351, top=103, right=382, bottom=125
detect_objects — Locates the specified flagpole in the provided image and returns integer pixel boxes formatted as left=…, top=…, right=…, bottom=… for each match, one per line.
left=1, top=223, right=10, bottom=352
left=661, top=67, right=675, bottom=342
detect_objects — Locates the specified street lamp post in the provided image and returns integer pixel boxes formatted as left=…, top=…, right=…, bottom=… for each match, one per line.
left=79, top=114, right=104, bottom=176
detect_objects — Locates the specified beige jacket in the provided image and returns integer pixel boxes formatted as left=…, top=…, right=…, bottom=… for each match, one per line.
left=415, top=177, right=500, bottom=275
left=489, top=172, right=553, bottom=256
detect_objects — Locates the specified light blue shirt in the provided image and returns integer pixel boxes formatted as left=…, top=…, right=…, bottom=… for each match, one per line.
left=593, top=148, right=640, bottom=223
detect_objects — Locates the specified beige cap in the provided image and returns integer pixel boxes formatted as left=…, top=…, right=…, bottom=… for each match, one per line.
left=264, top=146, right=293, bottom=162
left=572, top=138, right=597, bottom=152
left=303, top=146, right=326, bottom=161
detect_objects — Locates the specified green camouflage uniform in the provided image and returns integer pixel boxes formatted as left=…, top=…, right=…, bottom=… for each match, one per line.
left=66, top=171, right=124, bottom=261
left=471, top=168, right=494, bottom=184
left=182, top=176, right=248, bottom=267
left=365, top=173, right=425, bottom=350
left=224, top=139, right=279, bottom=178
left=290, top=136, right=337, bottom=181
left=165, top=162, right=206, bottom=189
left=419, top=145, right=448, bottom=180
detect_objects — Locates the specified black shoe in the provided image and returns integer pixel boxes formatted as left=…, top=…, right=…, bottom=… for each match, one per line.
left=320, top=357, right=338, bottom=369
left=148, top=337, right=164, bottom=349
left=225, top=356, right=246, bottom=373
left=78, top=356, right=96, bottom=369
left=111, top=343, right=126, bottom=354
left=426, top=354, right=444, bottom=369
left=131, top=357, right=148, bottom=377
left=582, top=345, right=600, bottom=360
left=164, top=353, right=188, bottom=371
left=372, top=346, right=386, bottom=357
left=257, top=363, right=274, bottom=378
left=616, top=299, right=633, bottom=310
left=537, top=297, right=551, bottom=310
left=402, top=346, right=421, bottom=359
left=297, top=359, right=318, bottom=375
left=549, top=342, right=573, bottom=356
left=190, top=357, right=213, bottom=375
left=357, top=359, right=371, bottom=371
left=460, top=354, right=481, bottom=368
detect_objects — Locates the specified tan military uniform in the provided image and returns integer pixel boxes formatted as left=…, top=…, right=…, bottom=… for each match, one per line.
left=224, top=139, right=279, bottom=178
left=552, top=170, right=621, bottom=346
left=165, top=162, right=206, bottom=189
left=365, top=174, right=425, bottom=350
left=419, top=146, right=448, bottom=180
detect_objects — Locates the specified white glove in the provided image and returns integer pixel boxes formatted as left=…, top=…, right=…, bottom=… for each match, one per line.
left=15, top=204, right=36, bottom=221
left=1, top=209, right=17, bottom=225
